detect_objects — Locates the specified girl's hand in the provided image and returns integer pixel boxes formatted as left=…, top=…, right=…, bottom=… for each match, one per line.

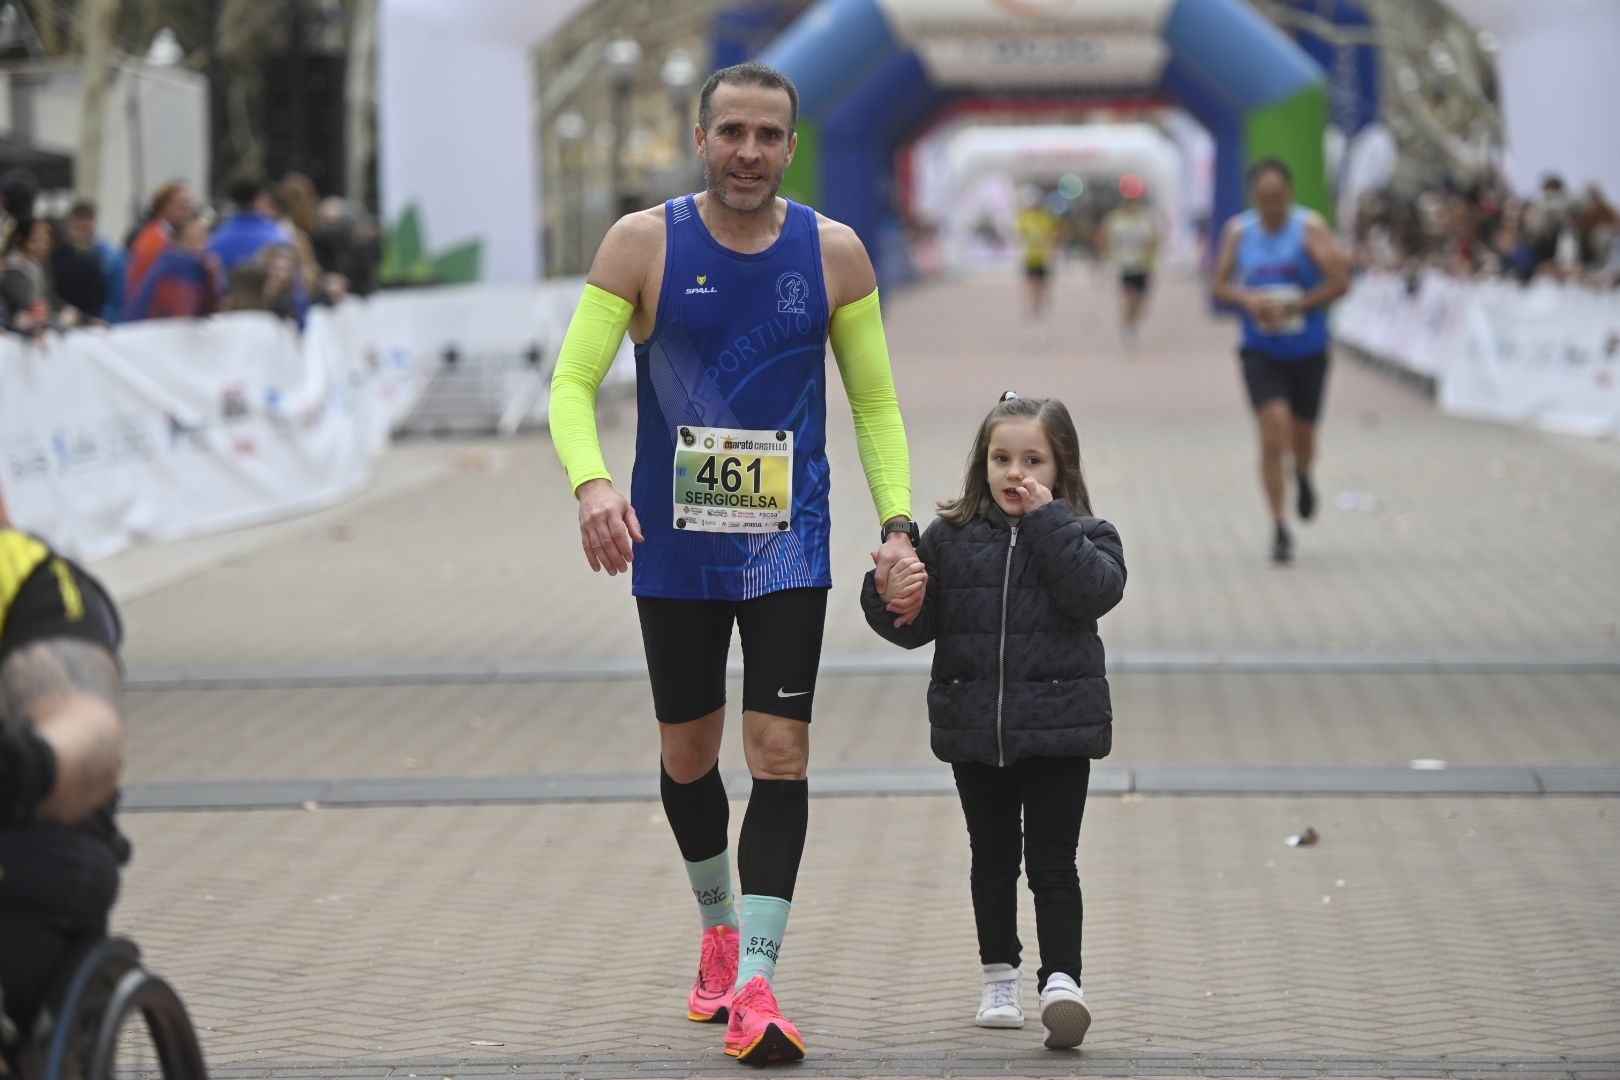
left=875, top=552, right=924, bottom=601
left=884, top=557, right=926, bottom=602
left=888, top=557, right=928, bottom=627
left=1018, top=476, right=1053, bottom=511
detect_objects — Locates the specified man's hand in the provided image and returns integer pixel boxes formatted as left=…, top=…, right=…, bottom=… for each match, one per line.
left=576, top=479, right=644, bottom=576
left=872, top=531, right=914, bottom=593
left=1017, top=476, right=1053, bottom=511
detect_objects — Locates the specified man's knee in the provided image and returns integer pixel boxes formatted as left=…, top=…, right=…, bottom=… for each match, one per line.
left=660, top=708, right=724, bottom=783
left=744, top=716, right=808, bottom=780
left=1257, top=410, right=1291, bottom=455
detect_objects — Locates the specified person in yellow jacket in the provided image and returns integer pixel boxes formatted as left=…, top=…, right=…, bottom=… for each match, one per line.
left=1, top=527, right=127, bottom=1038
left=1016, top=190, right=1061, bottom=345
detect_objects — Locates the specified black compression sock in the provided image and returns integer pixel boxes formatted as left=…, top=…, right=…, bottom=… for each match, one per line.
left=660, top=760, right=730, bottom=863
left=736, top=778, right=809, bottom=902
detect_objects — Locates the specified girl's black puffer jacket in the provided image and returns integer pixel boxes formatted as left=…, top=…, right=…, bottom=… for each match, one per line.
left=861, top=500, right=1125, bottom=767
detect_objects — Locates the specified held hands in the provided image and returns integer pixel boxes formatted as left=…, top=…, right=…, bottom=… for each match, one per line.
left=576, top=479, right=644, bottom=576
left=873, top=536, right=927, bottom=627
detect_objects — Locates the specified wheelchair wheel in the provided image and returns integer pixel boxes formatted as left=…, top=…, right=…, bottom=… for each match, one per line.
left=33, top=939, right=207, bottom=1080
left=95, top=995, right=160, bottom=1080
left=37, top=938, right=138, bottom=1080
left=87, top=969, right=207, bottom=1080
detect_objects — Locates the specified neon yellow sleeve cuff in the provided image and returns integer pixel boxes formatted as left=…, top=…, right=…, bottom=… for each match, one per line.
left=829, top=288, right=912, bottom=524
left=550, top=283, right=634, bottom=496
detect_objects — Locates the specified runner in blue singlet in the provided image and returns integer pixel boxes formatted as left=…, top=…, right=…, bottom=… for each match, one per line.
left=1213, top=158, right=1350, bottom=564
left=548, top=63, right=921, bottom=1064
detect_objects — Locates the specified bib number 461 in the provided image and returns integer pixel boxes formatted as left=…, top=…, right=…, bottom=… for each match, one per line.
left=695, top=455, right=763, bottom=494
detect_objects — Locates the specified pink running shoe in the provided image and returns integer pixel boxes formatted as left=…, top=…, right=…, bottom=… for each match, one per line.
left=723, top=975, right=805, bottom=1063
left=687, top=925, right=740, bottom=1023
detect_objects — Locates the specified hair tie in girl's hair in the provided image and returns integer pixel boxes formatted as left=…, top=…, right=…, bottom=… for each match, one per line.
left=1000, top=390, right=1019, bottom=402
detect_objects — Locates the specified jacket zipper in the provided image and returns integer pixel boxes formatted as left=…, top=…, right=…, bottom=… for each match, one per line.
left=996, top=523, right=1019, bottom=767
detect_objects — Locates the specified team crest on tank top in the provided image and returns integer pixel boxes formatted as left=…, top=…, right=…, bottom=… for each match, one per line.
left=630, top=195, right=833, bottom=601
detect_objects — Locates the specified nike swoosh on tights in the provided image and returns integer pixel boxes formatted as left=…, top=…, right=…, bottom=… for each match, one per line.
left=776, top=688, right=811, bottom=698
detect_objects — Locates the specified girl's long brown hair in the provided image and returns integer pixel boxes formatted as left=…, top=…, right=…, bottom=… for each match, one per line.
left=937, top=393, right=1092, bottom=526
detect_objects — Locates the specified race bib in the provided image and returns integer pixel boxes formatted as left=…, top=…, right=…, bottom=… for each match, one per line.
left=1253, top=284, right=1305, bottom=335
left=672, top=426, right=793, bottom=534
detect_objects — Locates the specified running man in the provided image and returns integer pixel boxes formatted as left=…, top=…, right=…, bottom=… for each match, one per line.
left=548, top=62, right=920, bottom=1064
left=1212, top=159, right=1350, bottom=564
left=1097, top=190, right=1159, bottom=348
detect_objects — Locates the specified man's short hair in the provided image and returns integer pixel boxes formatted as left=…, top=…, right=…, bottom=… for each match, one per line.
left=1247, top=157, right=1293, bottom=187
left=68, top=199, right=97, bottom=220
left=228, top=176, right=268, bottom=209
left=697, top=62, right=799, bottom=134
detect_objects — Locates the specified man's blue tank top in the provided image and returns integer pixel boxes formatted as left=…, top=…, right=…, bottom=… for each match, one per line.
left=630, top=194, right=832, bottom=601
left=1236, top=207, right=1329, bottom=359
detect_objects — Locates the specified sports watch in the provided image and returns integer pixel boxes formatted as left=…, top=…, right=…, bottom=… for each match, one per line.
left=880, top=518, right=919, bottom=546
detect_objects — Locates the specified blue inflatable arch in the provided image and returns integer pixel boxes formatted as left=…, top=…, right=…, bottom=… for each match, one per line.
left=757, top=0, right=1328, bottom=283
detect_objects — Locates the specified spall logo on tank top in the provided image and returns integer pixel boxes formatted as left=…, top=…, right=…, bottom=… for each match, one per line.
left=686, top=273, right=718, bottom=296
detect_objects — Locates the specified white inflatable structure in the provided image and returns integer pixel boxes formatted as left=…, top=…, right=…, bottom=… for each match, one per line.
left=912, top=122, right=1188, bottom=268
left=377, top=0, right=592, bottom=283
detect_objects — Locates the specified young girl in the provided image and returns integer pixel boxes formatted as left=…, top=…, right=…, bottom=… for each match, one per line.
left=863, top=392, right=1125, bottom=1049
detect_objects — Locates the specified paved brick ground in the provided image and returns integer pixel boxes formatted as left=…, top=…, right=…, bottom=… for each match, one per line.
left=120, top=670, right=1620, bottom=784
left=86, top=270, right=1620, bottom=1078
left=116, top=797, right=1620, bottom=1064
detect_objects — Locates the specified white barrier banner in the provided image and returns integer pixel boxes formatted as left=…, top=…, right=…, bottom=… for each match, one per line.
left=1338, top=271, right=1620, bottom=438
left=1441, top=280, right=1620, bottom=438
left=1, top=314, right=384, bottom=561
left=1, top=278, right=615, bottom=561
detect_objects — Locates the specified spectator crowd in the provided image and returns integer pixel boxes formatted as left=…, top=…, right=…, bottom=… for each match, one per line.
left=1350, top=173, right=1620, bottom=288
left=0, top=170, right=381, bottom=337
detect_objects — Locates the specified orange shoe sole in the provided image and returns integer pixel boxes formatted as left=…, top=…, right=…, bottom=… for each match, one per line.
left=724, top=1022, right=805, bottom=1064
left=688, top=1005, right=729, bottom=1023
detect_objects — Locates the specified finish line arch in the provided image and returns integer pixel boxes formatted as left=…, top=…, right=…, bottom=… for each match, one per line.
left=758, top=0, right=1327, bottom=281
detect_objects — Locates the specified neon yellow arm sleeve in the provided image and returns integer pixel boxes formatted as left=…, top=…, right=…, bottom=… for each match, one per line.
left=829, top=288, right=912, bottom=524
left=549, top=284, right=634, bottom=496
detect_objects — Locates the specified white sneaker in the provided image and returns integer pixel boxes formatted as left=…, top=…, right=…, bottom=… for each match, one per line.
left=975, top=963, right=1023, bottom=1028
left=1039, top=972, right=1091, bottom=1048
